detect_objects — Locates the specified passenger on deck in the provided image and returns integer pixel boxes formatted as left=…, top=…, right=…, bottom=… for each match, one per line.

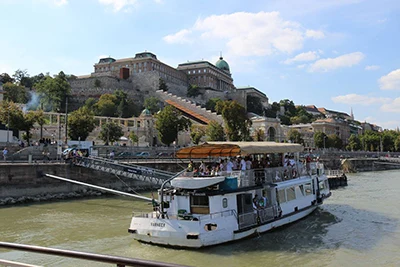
left=245, top=157, right=252, bottom=170
left=187, top=160, right=194, bottom=172
left=199, top=161, right=206, bottom=174
left=219, top=159, right=225, bottom=172
left=252, top=194, right=260, bottom=210
left=239, top=157, right=246, bottom=171
left=226, top=158, right=234, bottom=172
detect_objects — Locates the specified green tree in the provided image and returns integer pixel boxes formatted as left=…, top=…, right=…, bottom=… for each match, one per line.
left=314, top=131, right=327, bottom=149
left=347, top=134, right=362, bottom=151
left=206, top=120, right=226, bottom=141
left=395, top=135, right=400, bottom=151
left=246, top=95, right=263, bottom=115
left=13, top=69, right=29, bottom=85
left=288, top=129, right=304, bottom=144
left=20, top=111, right=37, bottom=146
left=3, top=82, right=28, bottom=103
left=35, top=71, right=71, bottom=112
left=190, top=125, right=206, bottom=145
left=114, top=89, right=136, bottom=118
left=94, top=79, right=101, bottom=88
left=33, top=110, right=46, bottom=139
left=129, top=131, right=139, bottom=145
left=84, top=97, right=98, bottom=111
left=187, top=84, right=201, bottom=98
left=95, top=94, right=118, bottom=117
left=265, top=102, right=280, bottom=118
left=155, top=105, right=191, bottom=146
left=68, top=107, right=95, bottom=141
left=0, top=73, right=14, bottom=84
left=99, top=121, right=124, bottom=144
left=144, top=96, right=160, bottom=114
left=205, top=98, right=221, bottom=113
left=159, top=78, right=168, bottom=91
left=328, top=134, right=343, bottom=149
left=253, top=128, right=265, bottom=141
left=216, top=100, right=251, bottom=141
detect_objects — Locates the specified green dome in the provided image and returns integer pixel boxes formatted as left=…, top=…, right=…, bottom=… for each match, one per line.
left=141, top=108, right=151, bottom=116
left=215, top=56, right=230, bottom=73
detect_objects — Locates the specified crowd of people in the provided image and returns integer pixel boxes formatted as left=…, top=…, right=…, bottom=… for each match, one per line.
left=187, top=155, right=276, bottom=176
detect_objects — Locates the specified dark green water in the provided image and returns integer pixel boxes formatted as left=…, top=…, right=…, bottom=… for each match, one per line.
left=1, top=170, right=399, bottom=266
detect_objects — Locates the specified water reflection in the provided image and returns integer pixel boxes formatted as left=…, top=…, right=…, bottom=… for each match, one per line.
left=202, top=203, right=397, bottom=255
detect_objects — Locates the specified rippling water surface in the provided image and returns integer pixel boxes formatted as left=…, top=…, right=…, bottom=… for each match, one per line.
left=1, top=170, right=399, bottom=266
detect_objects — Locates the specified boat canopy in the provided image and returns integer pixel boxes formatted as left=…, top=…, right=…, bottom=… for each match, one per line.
left=176, top=141, right=303, bottom=159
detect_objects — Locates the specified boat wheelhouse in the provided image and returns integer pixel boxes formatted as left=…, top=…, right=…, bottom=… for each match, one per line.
left=129, top=142, right=331, bottom=248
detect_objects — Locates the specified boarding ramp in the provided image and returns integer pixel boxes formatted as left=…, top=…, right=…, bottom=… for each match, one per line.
left=74, top=156, right=174, bottom=186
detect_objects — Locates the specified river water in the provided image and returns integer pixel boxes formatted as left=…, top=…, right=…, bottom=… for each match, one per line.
left=0, top=170, right=399, bottom=267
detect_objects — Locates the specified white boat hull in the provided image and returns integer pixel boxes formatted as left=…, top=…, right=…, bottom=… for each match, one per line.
left=129, top=205, right=318, bottom=248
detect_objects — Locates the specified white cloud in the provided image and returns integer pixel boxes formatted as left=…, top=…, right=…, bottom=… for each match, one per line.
left=163, top=29, right=193, bottom=44
left=377, top=18, right=387, bottom=24
left=381, top=98, right=400, bottom=112
left=284, top=51, right=320, bottom=64
left=98, top=0, right=137, bottom=12
left=305, top=30, right=325, bottom=39
left=332, top=94, right=391, bottom=105
left=365, top=65, right=380, bottom=71
left=309, top=52, right=365, bottom=72
left=379, top=69, right=400, bottom=90
left=164, top=11, right=324, bottom=57
left=297, top=64, right=307, bottom=69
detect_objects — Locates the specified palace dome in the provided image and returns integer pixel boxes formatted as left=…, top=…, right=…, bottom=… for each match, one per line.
left=140, top=108, right=151, bottom=116
left=215, top=57, right=230, bottom=73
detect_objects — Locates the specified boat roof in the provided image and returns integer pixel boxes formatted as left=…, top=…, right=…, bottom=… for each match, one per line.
left=176, top=141, right=303, bottom=159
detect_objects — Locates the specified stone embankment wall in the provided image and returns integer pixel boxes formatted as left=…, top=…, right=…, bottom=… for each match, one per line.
left=341, top=158, right=400, bottom=172
left=0, top=163, right=156, bottom=205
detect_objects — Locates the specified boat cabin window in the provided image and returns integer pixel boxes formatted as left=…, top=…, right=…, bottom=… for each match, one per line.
left=298, top=185, right=305, bottom=196
left=278, top=189, right=286, bottom=203
left=286, top=187, right=296, bottom=202
left=319, top=181, right=326, bottom=190
left=190, top=195, right=210, bottom=214
left=304, top=183, right=312, bottom=196
left=222, top=198, right=228, bottom=208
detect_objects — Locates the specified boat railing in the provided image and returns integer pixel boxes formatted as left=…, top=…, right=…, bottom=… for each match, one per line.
left=238, top=211, right=258, bottom=229
left=176, top=163, right=325, bottom=189
left=257, top=205, right=278, bottom=224
left=133, top=210, right=237, bottom=222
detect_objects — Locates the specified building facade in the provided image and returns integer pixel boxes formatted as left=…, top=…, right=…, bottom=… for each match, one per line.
left=177, top=56, right=234, bottom=91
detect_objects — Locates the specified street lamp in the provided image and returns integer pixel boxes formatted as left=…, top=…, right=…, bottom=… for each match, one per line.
left=6, top=105, right=9, bottom=145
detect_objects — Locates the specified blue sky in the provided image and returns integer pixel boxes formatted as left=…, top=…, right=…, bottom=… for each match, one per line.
left=1, top=0, right=399, bottom=129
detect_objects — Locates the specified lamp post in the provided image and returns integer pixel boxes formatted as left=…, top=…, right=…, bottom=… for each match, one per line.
left=6, top=105, right=9, bottom=145
left=65, top=96, right=68, bottom=145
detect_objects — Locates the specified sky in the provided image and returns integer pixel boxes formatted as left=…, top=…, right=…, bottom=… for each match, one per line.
left=1, top=0, right=400, bottom=129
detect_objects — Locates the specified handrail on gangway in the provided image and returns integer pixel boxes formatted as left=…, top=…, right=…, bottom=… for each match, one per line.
left=73, top=156, right=175, bottom=186
left=0, top=242, right=189, bottom=267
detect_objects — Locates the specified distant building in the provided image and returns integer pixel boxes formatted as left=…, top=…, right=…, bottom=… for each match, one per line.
left=312, top=117, right=351, bottom=146
left=92, top=51, right=187, bottom=86
left=177, top=56, right=234, bottom=91
left=317, top=107, right=352, bottom=120
left=283, top=123, right=315, bottom=149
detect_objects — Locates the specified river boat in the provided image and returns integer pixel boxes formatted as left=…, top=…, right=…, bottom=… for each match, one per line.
left=128, top=141, right=331, bottom=248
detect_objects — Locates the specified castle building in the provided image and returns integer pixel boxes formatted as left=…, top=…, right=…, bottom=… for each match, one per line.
left=92, top=52, right=187, bottom=86
left=176, top=56, right=234, bottom=91
left=91, top=52, right=235, bottom=92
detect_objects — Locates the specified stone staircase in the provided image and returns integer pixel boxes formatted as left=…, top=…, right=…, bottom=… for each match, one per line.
left=155, top=90, right=224, bottom=125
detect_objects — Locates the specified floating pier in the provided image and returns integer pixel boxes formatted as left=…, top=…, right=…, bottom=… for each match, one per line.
left=325, top=170, right=348, bottom=189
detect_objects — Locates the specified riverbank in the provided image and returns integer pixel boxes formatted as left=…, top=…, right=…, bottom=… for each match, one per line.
left=0, top=163, right=156, bottom=206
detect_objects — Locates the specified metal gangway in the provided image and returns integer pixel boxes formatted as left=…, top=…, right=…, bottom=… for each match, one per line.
left=73, top=156, right=174, bottom=186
